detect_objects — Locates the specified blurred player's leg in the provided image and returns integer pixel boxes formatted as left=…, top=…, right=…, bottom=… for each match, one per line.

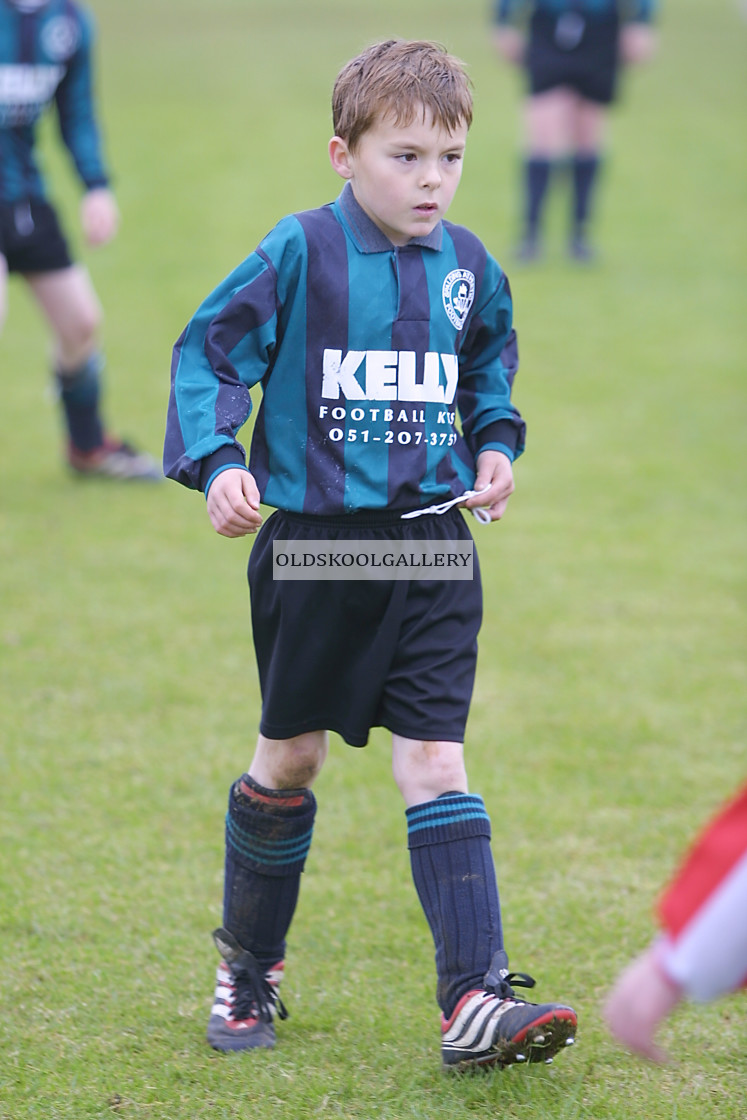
left=28, top=266, right=160, bottom=479
left=519, top=88, right=574, bottom=259
left=569, top=98, right=606, bottom=260
left=28, top=264, right=101, bottom=370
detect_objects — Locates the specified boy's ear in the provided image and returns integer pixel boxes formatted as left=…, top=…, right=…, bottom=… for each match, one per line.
left=328, top=136, right=353, bottom=179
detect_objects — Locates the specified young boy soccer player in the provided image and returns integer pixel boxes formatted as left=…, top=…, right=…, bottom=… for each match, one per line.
left=164, top=39, right=578, bottom=1071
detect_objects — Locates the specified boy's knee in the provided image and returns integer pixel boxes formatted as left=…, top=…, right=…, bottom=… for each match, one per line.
left=251, top=731, right=328, bottom=790
left=68, top=303, right=102, bottom=352
left=54, top=299, right=102, bottom=367
left=422, top=741, right=467, bottom=787
left=392, top=737, right=468, bottom=804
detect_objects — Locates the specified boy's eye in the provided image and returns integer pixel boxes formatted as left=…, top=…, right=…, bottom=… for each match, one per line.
left=397, top=153, right=417, bottom=163
left=444, top=153, right=462, bottom=164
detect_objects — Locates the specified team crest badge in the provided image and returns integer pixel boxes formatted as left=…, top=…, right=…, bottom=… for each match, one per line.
left=442, top=269, right=475, bottom=331
left=42, top=17, right=80, bottom=62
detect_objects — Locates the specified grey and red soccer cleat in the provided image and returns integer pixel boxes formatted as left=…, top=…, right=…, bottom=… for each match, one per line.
left=441, top=950, right=577, bottom=1071
left=68, top=437, right=162, bottom=481
left=206, top=927, right=288, bottom=1052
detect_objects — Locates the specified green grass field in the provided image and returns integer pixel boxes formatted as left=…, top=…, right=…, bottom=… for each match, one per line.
left=1, top=1, right=745, bottom=1116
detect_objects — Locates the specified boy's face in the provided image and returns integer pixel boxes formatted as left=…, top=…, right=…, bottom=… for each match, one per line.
left=329, top=109, right=467, bottom=246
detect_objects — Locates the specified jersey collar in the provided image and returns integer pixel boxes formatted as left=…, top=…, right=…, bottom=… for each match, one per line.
left=336, top=182, right=443, bottom=254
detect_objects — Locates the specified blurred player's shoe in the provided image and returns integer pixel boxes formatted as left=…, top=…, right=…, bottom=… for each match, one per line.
left=441, top=950, right=577, bottom=1071
left=514, top=235, right=542, bottom=263
left=569, top=232, right=596, bottom=263
left=207, top=927, right=288, bottom=1052
left=68, top=437, right=162, bottom=481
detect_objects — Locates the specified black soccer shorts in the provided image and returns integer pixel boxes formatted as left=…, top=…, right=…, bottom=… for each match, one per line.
left=526, top=11, right=621, bottom=105
left=248, top=505, right=483, bottom=747
left=0, top=199, right=73, bottom=273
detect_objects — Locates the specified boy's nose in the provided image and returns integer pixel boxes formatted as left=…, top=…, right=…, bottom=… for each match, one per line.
left=420, top=163, right=441, bottom=189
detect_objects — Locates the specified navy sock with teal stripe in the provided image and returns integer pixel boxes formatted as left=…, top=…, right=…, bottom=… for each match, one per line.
left=222, top=773, right=316, bottom=972
left=524, top=157, right=552, bottom=241
left=55, top=352, right=105, bottom=453
left=407, top=792, right=503, bottom=1017
left=571, top=153, right=601, bottom=235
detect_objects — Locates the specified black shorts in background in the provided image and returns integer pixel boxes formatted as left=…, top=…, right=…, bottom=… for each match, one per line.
left=248, top=506, right=483, bottom=747
left=526, top=11, right=620, bottom=104
left=0, top=200, right=73, bottom=273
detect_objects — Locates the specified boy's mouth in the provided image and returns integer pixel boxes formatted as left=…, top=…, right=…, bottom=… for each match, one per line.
left=415, top=202, right=438, bottom=214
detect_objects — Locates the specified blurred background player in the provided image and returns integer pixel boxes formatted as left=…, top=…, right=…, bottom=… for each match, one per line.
left=492, top=0, right=658, bottom=261
left=0, top=0, right=160, bottom=479
left=604, top=781, right=747, bottom=1062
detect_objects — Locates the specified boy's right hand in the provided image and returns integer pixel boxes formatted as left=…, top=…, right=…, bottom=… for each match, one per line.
left=206, top=468, right=263, bottom=537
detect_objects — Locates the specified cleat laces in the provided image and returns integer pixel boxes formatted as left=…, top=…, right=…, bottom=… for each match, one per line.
left=213, top=928, right=288, bottom=1024
left=483, top=950, right=537, bottom=1002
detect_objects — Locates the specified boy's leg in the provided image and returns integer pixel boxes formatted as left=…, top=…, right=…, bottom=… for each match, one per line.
left=27, top=266, right=160, bottom=479
left=208, top=732, right=325, bottom=1052
left=569, top=98, right=606, bottom=260
left=519, top=156, right=553, bottom=260
left=28, top=264, right=102, bottom=371
left=394, top=737, right=502, bottom=1010
left=28, top=267, right=106, bottom=452
left=518, top=87, right=574, bottom=259
left=569, top=150, right=601, bottom=259
left=394, top=735, right=577, bottom=1071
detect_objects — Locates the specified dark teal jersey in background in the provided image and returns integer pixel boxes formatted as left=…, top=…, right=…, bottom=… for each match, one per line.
left=0, top=0, right=109, bottom=203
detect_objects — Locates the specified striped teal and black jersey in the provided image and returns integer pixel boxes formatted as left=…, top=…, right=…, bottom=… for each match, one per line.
left=494, top=0, right=657, bottom=23
left=0, top=0, right=109, bottom=203
left=164, top=184, right=526, bottom=517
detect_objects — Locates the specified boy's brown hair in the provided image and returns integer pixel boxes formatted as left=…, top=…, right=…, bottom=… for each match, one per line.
left=332, top=39, right=473, bottom=152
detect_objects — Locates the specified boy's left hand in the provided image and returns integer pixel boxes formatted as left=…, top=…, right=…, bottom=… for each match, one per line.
left=463, top=450, right=514, bottom=522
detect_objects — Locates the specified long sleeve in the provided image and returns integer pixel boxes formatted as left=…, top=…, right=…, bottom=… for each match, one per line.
left=493, top=0, right=530, bottom=26
left=656, top=783, right=747, bottom=1002
left=164, top=246, right=282, bottom=492
left=455, top=267, right=525, bottom=462
left=53, top=9, right=110, bottom=191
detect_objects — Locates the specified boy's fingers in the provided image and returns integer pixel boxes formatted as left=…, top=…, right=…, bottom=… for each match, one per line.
left=208, top=485, right=262, bottom=537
